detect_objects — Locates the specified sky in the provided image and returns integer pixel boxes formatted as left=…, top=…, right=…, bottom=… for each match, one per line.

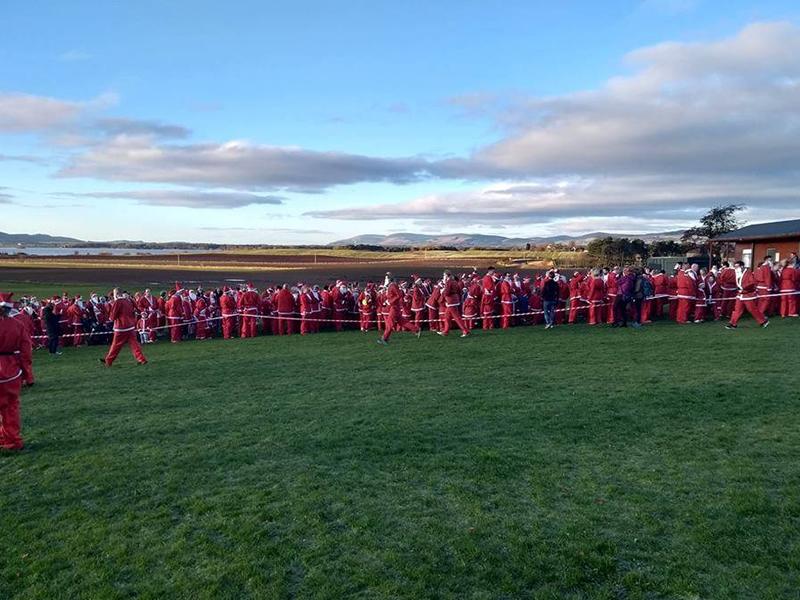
left=2, top=0, right=800, bottom=244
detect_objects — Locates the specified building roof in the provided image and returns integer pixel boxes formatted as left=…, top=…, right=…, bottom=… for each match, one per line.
left=713, top=219, right=800, bottom=242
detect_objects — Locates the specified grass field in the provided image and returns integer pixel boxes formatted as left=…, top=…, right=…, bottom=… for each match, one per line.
left=2, top=318, right=799, bottom=598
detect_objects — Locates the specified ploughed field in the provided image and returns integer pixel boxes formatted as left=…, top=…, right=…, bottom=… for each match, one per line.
left=2, top=314, right=799, bottom=598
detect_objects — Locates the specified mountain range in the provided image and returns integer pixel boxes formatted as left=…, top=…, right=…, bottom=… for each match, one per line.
left=330, top=230, right=686, bottom=248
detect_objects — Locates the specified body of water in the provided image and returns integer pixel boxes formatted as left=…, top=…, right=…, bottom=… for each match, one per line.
left=0, top=246, right=217, bottom=256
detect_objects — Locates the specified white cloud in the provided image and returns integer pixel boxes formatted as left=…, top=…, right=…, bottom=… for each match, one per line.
left=58, top=137, right=433, bottom=191
left=56, top=189, right=285, bottom=209
left=0, top=92, right=83, bottom=133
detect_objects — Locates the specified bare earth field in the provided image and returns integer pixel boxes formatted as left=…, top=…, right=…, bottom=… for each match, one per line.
left=0, top=248, right=570, bottom=292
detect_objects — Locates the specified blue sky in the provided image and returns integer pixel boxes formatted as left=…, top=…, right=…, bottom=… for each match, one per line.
left=2, top=0, right=800, bottom=243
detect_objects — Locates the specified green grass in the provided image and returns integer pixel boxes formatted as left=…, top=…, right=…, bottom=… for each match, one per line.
left=2, top=319, right=799, bottom=599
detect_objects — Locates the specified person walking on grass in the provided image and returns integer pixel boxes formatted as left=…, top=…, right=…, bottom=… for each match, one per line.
left=100, top=289, right=148, bottom=367
left=0, top=292, right=34, bottom=452
left=726, top=261, right=770, bottom=330
left=377, top=273, right=420, bottom=345
left=541, top=270, right=560, bottom=329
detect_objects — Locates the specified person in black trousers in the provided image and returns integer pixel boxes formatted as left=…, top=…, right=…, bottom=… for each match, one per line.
left=43, top=304, right=62, bottom=356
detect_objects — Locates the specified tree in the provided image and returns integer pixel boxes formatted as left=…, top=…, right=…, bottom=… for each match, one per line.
left=681, top=204, right=745, bottom=250
left=649, top=240, right=689, bottom=257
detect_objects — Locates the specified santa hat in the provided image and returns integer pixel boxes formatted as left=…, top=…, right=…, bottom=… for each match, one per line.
left=0, top=292, right=14, bottom=308
left=175, top=281, right=183, bottom=291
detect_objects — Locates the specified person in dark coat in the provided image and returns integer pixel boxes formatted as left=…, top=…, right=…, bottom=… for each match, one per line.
left=43, top=303, right=62, bottom=356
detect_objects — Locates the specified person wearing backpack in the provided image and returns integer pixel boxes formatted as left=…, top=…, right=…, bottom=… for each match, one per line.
left=640, top=268, right=655, bottom=323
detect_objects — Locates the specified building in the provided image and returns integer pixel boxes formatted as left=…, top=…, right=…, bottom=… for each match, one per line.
left=713, top=219, right=800, bottom=268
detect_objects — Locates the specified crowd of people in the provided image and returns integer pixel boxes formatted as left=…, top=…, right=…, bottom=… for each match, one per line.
left=1, top=254, right=799, bottom=451
left=6, top=252, right=800, bottom=351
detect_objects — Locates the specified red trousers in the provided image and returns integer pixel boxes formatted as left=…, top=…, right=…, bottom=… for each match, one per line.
left=500, top=302, right=513, bottom=329
left=441, top=306, right=468, bottom=335
left=195, top=319, right=210, bottom=340
left=0, top=379, right=23, bottom=450
left=359, top=311, right=373, bottom=331
left=277, top=316, right=292, bottom=336
left=413, top=309, right=425, bottom=329
left=72, top=325, right=83, bottom=346
left=720, top=293, right=736, bottom=318
left=222, top=315, right=236, bottom=339
left=757, top=293, right=771, bottom=316
left=105, top=329, right=147, bottom=366
left=780, top=291, right=798, bottom=317
left=427, top=307, right=439, bottom=331
left=606, top=297, right=616, bottom=324
left=382, top=309, right=418, bottom=341
left=730, top=298, right=767, bottom=326
left=240, top=313, right=257, bottom=338
left=168, top=318, right=183, bottom=342
left=588, top=301, right=603, bottom=325
left=568, top=300, right=583, bottom=324
left=676, top=298, right=694, bottom=323
left=481, top=306, right=495, bottom=330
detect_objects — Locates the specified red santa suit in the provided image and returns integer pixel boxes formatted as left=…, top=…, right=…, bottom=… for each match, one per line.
left=755, top=262, right=775, bottom=316
left=238, top=287, right=260, bottom=338
left=411, top=282, right=427, bottom=329
left=481, top=273, right=497, bottom=330
left=358, top=287, right=376, bottom=332
left=299, top=290, right=315, bottom=335
left=605, top=271, right=618, bottom=324
left=675, top=269, right=697, bottom=324
left=693, top=280, right=708, bottom=323
left=380, top=281, right=419, bottom=342
left=587, top=275, right=606, bottom=325
left=0, top=293, right=34, bottom=450
left=137, top=293, right=157, bottom=342
left=651, top=273, right=668, bottom=320
left=779, top=264, right=798, bottom=318
left=568, top=273, right=585, bottom=324
left=220, top=291, right=238, bottom=339
left=194, top=297, right=211, bottom=340
left=499, top=279, right=514, bottom=329
left=729, top=268, right=768, bottom=326
left=275, top=288, right=296, bottom=336
left=103, top=295, right=147, bottom=366
left=66, top=300, right=86, bottom=346
left=440, top=278, right=469, bottom=336
left=165, top=292, right=184, bottom=343
left=717, top=266, right=737, bottom=318
left=425, top=284, right=441, bottom=332
left=463, top=279, right=481, bottom=330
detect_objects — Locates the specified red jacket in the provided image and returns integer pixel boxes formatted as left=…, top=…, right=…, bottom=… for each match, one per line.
left=779, top=266, right=796, bottom=291
left=737, top=269, right=758, bottom=297
left=109, top=297, right=138, bottom=332
left=275, top=289, right=296, bottom=314
left=676, top=270, right=698, bottom=298
left=0, top=315, right=34, bottom=385
left=587, top=276, right=606, bottom=301
left=755, top=264, right=775, bottom=294
left=220, top=293, right=238, bottom=316
left=443, top=279, right=461, bottom=307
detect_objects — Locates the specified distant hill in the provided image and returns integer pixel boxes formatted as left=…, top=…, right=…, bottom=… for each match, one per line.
left=330, top=230, right=686, bottom=248
left=0, top=231, right=84, bottom=245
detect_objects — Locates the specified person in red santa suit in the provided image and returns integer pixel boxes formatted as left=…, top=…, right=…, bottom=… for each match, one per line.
left=693, top=274, right=709, bottom=323
left=755, top=256, right=775, bottom=316
left=706, top=273, right=723, bottom=320
left=299, top=285, right=316, bottom=335
left=425, top=281, right=442, bottom=332
left=165, top=289, right=184, bottom=343
left=65, top=296, right=86, bottom=346
left=437, top=271, right=470, bottom=337
left=0, top=292, right=34, bottom=451
left=220, top=288, right=238, bottom=339
left=310, top=285, right=323, bottom=333
left=778, top=259, right=799, bottom=318
left=194, top=293, right=211, bottom=340
left=604, top=267, right=619, bottom=324
left=101, top=289, right=148, bottom=366
left=726, top=261, right=770, bottom=329
left=675, top=264, right=698, bottom=324
left=377, top=273, right=420, bottom=344
left=410, top=278, right=427, bottom=330
left=137, top=288, right=158, bottom=343
left=462, top=276, right=481, bottom=330
left=567, top=271, right=585, bottom=324
left=498, top=274, right=515, bottom=329
left=587, top=269, right=606, bottom=325
left=238, top=282, right=260, bottom=338
left=480, top=267, right=498, bottom=330
left=717, top=262, right=738, bottom=318
left=358, top=283, right=377, bottom=332
left=275, top=284, right=296, bottom=336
